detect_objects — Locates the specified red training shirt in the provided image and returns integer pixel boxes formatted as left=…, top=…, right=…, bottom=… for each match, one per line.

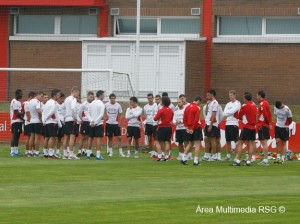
left=237, top=101, right=257, bottom=130
left=183, top=102, right=201, bottom=130
left=153, top=106, right=174, bottom=128
left=257, top=99, right=272, bottom=128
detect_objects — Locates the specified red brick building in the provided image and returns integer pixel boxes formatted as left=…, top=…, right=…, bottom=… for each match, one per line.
left=0, top=0, right=300, bottom=104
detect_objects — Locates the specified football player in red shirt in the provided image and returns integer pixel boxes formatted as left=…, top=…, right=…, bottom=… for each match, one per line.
left=232, top=92, right=257, bottom=166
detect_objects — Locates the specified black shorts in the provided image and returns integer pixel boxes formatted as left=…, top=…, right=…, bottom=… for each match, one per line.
left=204, top=125, right=220, bottom=138
left=153, top=125, right=158, bottom=140
left=74, top=124, right=80, bottom=137
left=89, top=125, right=104, bottom=138
left=106, top=123, right=121, bottom=137
left=65, top=121, right=76, bottom=136
left=145, top=124, right=156, bottom=136
left=258, top=126, right=270, bottom=140
left=239, top=128, right=256, bottom=141
left=44, top=123, right=58, bottom=138
left=175, top=129, right=187, bottom=144
left=57, top=124, right=65, bottom=138
left=157, top=127, right=172, bottom=142
left=24, top=124, right=31, bottom=136
left=275, top=126, right=289, bottom=142
left=30, top=123, right=43, bottom=135
left=186, top=127, right=203, bottom=142
left=11, top=122, right=22, bottom=134
left=80, top=121, right=90, bottom=136
left=225, top=125, right=239, bottom=142
left=127, top=126, right=141, bottom=139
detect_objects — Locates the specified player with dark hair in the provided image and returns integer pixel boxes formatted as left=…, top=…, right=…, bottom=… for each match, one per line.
left=274, top=101, right=292, bottom=164
left=23, top=91, right=36, bottom=157
left=105, top=93, right=125, bottom=157
left=181, top=96, right=203, bottom=166
left=204, top=89, right=220, bottom=161
left=153, top=96, right=174, bottom=161
left=28, top=91, right=45, bottom=157
left=232, top=92, right=257, bottom=166
left=86, top=90, right=106, bottom=160
left=257, top=90, right=272, bottom=166
left=125, top=96, right=142, bottom=158
left=42, top=88, right=62, bottom=158
left=10, top=89, right=24, bottom=156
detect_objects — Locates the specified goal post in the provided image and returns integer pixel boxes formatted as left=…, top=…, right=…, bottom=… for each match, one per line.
left=0, top=68, right=134, bottom=102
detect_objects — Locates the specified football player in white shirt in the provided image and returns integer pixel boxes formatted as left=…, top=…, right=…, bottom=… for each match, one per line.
left=105, top=93, right=125, bottom=157
left=41, top=93, right=50, bottom=158
left=55, top=92, right=65, bottom=158
left=143, top=93, right=157, bottom=154
left=77, top=91, right=94, bottom=157
left=173, top=98, right=187, bottom=160
left=42, top=89, right=62, bottom=159
left=85, top=90, right=106, bottom=160
left=216, top=104, right=224, bottom=161
left=223, top=90, right=241, bottom=161
left=274, top=101, right=293, bottom=164
left=62, top=86, right=80, bottom=159
left=149, top=95, right=162, bottom=158
left=204, top=89, right=220, bottom=161
left=10, top=89, right=23, bottom=156
left=125, top=97, right=142, bottom=158
left=28, top=91, right=45, bottom=157
left=23, top=91, right=36, bottom=157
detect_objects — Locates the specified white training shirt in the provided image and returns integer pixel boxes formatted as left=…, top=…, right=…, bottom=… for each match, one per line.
left=76, top=102, right=81, bottom=124
left=10, top=98, right=22, bottom=124
left=274, top=105, right=292, bottom=128
left=23, top=100, right=30, bottom=126
left=28, top=98, right=42, bottom=124
left=86, top=99, right=105, bottom=126
left=223, top=100, right=241, bottom=126
left=217, top=104, right=224, bottom=124
left=57, top=103, right=65, bottom=122
left=42, top=99, right=61, bottom=126
left=152, top=103, right=162, bottom=126
left=173, top=106, right=186, bottom=130
left=125, top=106, right=142, bottom=127
left=64, top=96, right=77, bottom=122
left=205, top=99, right=219, bottom=127
left=105, top=102, right=123, bottom=125
left=78, top=101, right=90, bottom=123
left=143, top=103, right=156, bottom=125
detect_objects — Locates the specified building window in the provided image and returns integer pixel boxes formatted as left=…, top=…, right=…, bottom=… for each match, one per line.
left=116, top=18, right=157, bottom=35
left=266, top=18, right=300, bottom=35
left=161, top=18, right=199, bottom=34
left=15, top=15, right=98, bottom=35
left=61, top=15, right=98, bottom=34
left=115, top=17, right=200, bottom=36
left=16, top=15, right=55, bottom=34
left=218, top=17, right=262, bottom=36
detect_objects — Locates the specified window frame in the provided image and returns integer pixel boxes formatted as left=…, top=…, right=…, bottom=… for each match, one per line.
left=13, top=15, right=98, bottom=37
left=217, top=16, right=300, bottom=38
left=114, top=16, right=200, bottom=38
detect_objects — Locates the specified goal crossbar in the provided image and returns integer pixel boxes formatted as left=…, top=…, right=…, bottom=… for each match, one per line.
left=0, top=68, right=113, bottom=73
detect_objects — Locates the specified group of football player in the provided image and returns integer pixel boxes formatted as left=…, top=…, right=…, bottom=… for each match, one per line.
left=9, top=87, right=292, bottom=166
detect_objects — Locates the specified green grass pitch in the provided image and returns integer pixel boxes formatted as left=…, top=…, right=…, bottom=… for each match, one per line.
left=0, top=144, right=299, bottom=224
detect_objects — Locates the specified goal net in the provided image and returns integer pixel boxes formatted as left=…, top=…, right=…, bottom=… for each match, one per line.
left=0, top=68, right=134, bottom=102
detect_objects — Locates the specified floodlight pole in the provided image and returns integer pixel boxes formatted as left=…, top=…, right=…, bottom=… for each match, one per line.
left=135, top=0, right=141, bottom=97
